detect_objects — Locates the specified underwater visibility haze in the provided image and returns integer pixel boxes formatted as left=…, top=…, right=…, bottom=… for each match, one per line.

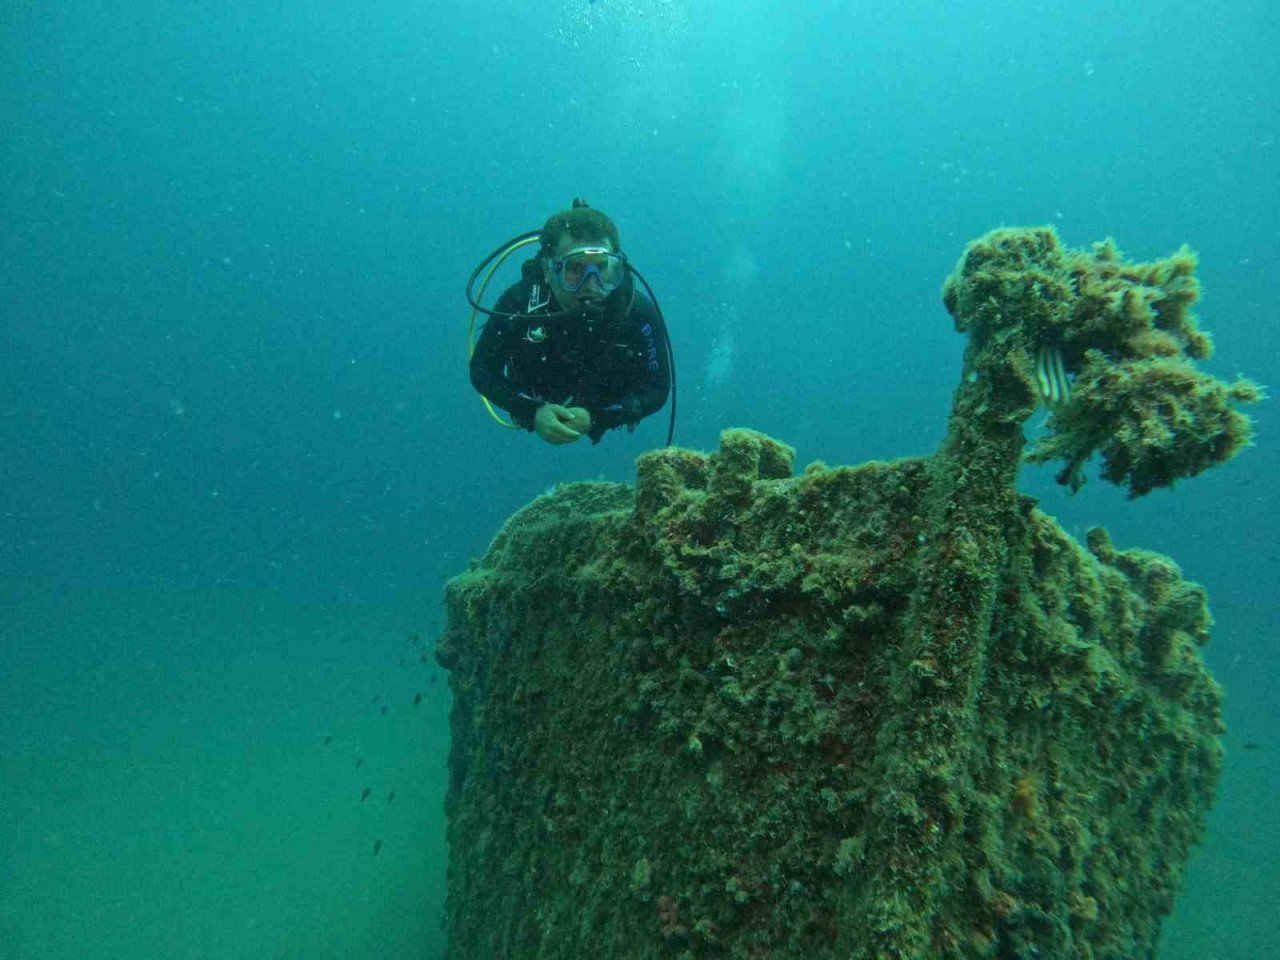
left=1, top=1, right=1277, bottom=958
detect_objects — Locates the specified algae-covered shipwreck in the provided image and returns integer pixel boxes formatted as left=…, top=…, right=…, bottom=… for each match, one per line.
left=436, top=228, right=1259, bottom=959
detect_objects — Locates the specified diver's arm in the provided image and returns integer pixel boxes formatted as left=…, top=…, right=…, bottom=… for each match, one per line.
left=585, top=302, right=671, bottom=438
left=587, top=376, right=669, bottom=436
left=469, top=298, right=540, bottom=430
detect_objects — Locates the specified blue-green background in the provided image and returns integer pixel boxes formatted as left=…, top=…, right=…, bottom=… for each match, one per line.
left=2, top=2, right=1276, bottom=957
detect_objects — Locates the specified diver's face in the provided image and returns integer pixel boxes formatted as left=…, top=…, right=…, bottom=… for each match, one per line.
left=545, top=235, right=613, bottom=311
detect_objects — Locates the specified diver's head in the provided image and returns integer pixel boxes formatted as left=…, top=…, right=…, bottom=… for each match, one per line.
left=539, top=201, right=627, bottom=314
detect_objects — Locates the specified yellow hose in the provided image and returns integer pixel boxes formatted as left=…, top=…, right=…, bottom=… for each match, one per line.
left=468, top=236, right=542, bottom=428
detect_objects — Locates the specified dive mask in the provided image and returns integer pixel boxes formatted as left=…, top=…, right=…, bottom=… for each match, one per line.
left=550, top=246, right=627, bottom=295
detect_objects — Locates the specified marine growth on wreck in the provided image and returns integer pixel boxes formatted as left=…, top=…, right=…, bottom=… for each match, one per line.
left=436, top=227, right=1258, bottom=960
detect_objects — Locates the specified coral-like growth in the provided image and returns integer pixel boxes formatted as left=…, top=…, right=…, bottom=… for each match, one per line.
left=942, top=227, right=1260, bottom=495
left=436, top=427, right=1224, bottom=959
left=1030, top=353, right=1260, bottom=496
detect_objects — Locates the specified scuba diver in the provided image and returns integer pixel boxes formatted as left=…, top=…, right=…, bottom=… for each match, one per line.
left=466, top=199, right=675, bottom=446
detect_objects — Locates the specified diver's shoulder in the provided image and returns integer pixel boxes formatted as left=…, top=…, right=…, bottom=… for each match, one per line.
left=494, top=278, right=532, bottom=311
left=627, top=283, right=659, bottom=319
left=484, top=280, right=536, bottom=330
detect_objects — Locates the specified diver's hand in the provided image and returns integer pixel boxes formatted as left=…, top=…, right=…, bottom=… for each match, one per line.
left=534, top=404, right=584, bottom=445
left=562, top=406, right=592, bottom=435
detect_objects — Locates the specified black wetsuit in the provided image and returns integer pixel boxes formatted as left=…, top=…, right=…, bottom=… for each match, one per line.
left=470, top=272, right=670, bottom=443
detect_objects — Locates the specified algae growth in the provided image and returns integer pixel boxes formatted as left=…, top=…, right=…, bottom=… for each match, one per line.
left=436, top=228, right=1255, bottom=959
left=943, top=227, right=1259, bottom=495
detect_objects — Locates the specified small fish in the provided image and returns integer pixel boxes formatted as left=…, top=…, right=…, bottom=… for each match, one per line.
left=355, top=757, right=364, bottom=770
left=373, top=839, right=382, bottom=857
left=429, top=673, right=440, bottom=686
left=322, top=735, right=333, bottom=746
left=380, top=704, right=388, bottom=716
left=360, top=787, right=372, bottom=802
left=413, top=692, right=423, bottom=707
left=1242, top=741, right=1261, bottom=751
left=387, top=790, right=396, bottom=804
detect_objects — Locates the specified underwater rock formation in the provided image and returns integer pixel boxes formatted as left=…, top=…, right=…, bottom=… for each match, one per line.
left=437, top=228, right=1253, bottom=959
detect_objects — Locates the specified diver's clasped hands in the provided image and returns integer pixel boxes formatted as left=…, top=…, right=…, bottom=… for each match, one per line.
left=534, top=403, right=592, bottom=445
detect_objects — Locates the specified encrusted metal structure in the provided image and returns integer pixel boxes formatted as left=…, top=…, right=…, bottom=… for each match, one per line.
left=437, top=228, right=1255, bottom=959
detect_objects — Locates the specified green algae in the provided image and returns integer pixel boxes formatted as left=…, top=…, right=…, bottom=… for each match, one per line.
left=436, top=228, right=1243, bottom=959
left=942, top=226, right=1259, bottom=496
